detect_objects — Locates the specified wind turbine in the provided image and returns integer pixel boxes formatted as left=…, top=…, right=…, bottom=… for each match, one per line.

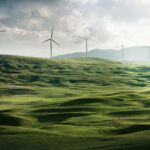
left=81, top=37, right=89, bottom=57
left=121, top=44, right=125, bottom=62
left=42, top=28, right=60, bottom=59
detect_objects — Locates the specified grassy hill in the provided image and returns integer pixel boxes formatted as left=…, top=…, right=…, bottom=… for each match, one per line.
left=0, top=55, right=150, bottom=150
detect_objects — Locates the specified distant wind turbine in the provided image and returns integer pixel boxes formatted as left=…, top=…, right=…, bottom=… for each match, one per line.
left=81, top=37, right=89, bottom=57
left=121, top=44, right=125, bottom=62
left=42, top=28, right=60, bottom=59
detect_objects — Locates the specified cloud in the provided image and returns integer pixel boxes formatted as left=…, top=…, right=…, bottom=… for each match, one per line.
left=93, top=0, right=150, bottom=22
left=71, top=0, right=98, bottom=5
left=0, top=0, right=150, bottom=57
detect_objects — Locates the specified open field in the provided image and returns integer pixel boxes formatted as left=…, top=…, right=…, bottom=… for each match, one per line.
left=0, top=55, right=150, bottom=150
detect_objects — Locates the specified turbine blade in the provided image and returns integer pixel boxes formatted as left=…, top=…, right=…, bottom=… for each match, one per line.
left=51, top=28, right=54, bottom=39
left=52, top=39, right=61, bottom=47
left=42, top=38, right=51, bottom=43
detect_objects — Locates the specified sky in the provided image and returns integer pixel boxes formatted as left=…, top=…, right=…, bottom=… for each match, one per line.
left=0, top=0, right=150, bottom=58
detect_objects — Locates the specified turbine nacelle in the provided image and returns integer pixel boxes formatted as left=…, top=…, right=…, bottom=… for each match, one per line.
left=42, top=38, right=61, bottom=47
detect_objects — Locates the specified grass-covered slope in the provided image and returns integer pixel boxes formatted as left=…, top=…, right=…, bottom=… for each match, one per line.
left=0, top=55, right=150, bottom=150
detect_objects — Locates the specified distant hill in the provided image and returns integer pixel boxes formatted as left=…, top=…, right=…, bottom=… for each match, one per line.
left=55, top=46, right=150, bottom=61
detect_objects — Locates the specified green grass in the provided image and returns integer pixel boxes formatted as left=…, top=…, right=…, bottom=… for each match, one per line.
left=0, top=54, right=150, bottom=150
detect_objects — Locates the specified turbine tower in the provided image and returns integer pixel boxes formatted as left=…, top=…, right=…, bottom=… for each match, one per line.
left=42, top=28, right=60, bottom=59
left=81, top=37, right=89, bottom=57
left=121, top=44, right=125, bottom=62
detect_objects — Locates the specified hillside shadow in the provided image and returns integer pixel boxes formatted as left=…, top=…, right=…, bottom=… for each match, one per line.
left=37, top=113, right=89, bottom=123
left=114, top=124, right=150, bottom=135
left=109, top=109, right=150, bottom=116
left=0, top=132, right=26, bottom=135
left=0, top=114, right=21, bottom=126
left=33, top=107, right=93, bottom=113
left=0, top=109, right=13, bottom=113
left=61, top=98, right=109, bottom=106
left=0, top=88, right=36, bottom=96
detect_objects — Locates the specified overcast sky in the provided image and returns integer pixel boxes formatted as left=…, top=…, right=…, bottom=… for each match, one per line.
left=0, top=0, right=150, bottom=57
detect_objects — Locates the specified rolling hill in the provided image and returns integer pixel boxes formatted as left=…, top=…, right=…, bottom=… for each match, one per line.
left=0, top=54, right=150, bottom=150
left=55, top=46, right=150, bottom=61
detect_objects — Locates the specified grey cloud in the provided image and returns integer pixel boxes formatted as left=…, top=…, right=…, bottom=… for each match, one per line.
left=0, top=0, right=150, bottom=57
left=94, top=0, right=150, bottom=22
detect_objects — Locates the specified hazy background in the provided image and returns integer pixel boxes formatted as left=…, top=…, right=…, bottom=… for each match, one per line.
left=0, top=0, right=150, bottom=58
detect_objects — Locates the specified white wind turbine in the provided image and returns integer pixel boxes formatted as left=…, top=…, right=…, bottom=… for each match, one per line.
left=121, top=44, right=125, bottom=62
left=42, top=28, right=60, bottom=59
left=114, top=44, right=125, bottom=62
left=81, top=37, right=90, bottom=57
